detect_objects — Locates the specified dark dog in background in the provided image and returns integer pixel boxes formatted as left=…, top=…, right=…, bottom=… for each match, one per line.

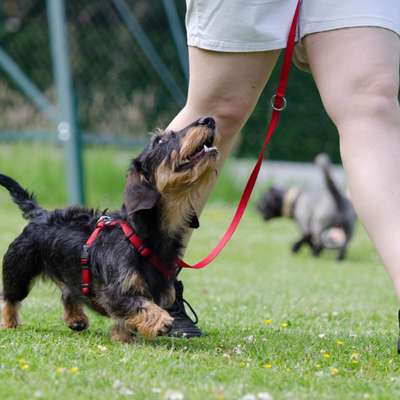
left=0, top=116, right=218, bottom=342
left=257, top=154, right=356, bottom=261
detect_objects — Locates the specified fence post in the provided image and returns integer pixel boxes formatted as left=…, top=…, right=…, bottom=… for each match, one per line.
left=47, top=0, right=85, bottom=205
left=161, top=0, right=189, bottom=81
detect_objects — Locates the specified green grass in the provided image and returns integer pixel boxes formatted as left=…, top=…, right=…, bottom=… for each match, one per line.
left=0, top=144, right=399, bottom=399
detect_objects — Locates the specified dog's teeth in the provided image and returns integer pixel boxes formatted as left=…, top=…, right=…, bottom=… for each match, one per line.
left=204, top=146, right=217, bottom=153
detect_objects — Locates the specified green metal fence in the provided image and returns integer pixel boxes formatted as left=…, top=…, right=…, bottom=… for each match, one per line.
left=0, top=0, right=347, bottom=205
left=0, top=0, right=188, bottom=204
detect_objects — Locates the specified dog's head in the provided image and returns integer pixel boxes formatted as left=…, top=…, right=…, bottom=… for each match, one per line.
left=124, top=117, right=219, bottom=232
left=257, top=186, right=285, bottom=220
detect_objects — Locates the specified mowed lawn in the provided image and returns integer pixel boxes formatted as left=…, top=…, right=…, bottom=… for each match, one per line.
left=0, top=144, right=399, bottom=399
left=0, top=204, right=399, bottom=399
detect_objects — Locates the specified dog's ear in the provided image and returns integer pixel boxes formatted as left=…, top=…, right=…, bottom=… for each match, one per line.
left=124, top=167, right=160, bottom=215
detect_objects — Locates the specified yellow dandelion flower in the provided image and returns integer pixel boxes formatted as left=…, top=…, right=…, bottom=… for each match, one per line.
left=351, top=352, right=359, bottom=360
left=69, top=367, right=79, bottom=374
left=264, top=319, right=273, bottom=325
left=315, top=364, right=321, bottom=369
left=280, top=322, right=288, bottom=329
left=336, top=340, right=344, bottom=346
left=264, top=363, right=273, bottom=369
left=323, top=352, right=331, bottom=359
left=20, top=363, right=29, bottom=370
left=330, top=367, right=339, bottom=375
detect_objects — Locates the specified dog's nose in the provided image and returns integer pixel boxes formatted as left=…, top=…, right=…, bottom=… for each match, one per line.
left=198, top=116, right=215, bottom=129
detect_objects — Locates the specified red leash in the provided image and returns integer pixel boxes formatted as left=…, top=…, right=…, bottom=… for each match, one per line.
left=177, top=0, right=301, bottom=270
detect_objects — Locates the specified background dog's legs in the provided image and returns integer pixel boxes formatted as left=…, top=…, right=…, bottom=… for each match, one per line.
left=336, top=246, right=347, bottom=261
left=61, top=287, right=89, bottom=331
left=336, top=235, right=352, bottom=261
left=1, top=236, right=42, bottom=328
left=291, top=234, right=311, bottom=253
left=310, top=239, right=323, bottom=257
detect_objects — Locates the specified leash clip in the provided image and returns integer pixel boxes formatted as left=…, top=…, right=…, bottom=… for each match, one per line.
left=271, top=94, right=287, bottom=111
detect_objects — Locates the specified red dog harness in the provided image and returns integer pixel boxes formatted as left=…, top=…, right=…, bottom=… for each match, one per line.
left=80, top=216, right=174, bottom=296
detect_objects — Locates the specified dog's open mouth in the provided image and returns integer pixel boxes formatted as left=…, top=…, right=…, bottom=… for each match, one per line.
left=175, top=131, right=218, bottom=172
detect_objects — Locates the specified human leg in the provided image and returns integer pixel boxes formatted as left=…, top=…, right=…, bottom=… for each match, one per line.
left=168, top=47, right=279, bottom=213
left=167, top=48, right=279, bottom=336
left=304, top=27, right=400, bottom=294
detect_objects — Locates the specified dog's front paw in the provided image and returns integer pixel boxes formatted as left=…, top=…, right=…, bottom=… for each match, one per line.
left=68, top=318, right=89, bottom=331
left=111, top=321, right=135, bottom=343
left=128, top=303, right=173, bottom=338
left=64, top=312, right=89, bottom=332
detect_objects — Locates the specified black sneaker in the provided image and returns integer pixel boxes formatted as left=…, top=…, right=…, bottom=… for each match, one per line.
left=167, top=280, right=202, bottom=338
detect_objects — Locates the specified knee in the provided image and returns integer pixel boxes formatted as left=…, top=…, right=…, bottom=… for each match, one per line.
left=187, top=93, right=254, bottom=141
left=321, top=72, right=399, bottom=129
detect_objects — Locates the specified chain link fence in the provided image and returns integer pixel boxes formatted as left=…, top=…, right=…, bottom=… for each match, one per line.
left=0, top=0, right=187, bottom=145
left=0, top=0, right=342, bottom=163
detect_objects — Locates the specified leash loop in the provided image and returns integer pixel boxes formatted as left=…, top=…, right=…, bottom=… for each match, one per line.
left=271, top=94, right=287, bottom=111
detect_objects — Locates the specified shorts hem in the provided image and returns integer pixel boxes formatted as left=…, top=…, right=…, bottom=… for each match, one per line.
left=299, top=16, right=400, bottom=39
left=187, top=17, right=400, bottom=53
left=187, top=35, right=288, bottom=52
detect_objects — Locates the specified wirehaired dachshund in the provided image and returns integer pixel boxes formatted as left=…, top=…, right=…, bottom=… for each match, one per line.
left=0, top=116, right=218, bottom=342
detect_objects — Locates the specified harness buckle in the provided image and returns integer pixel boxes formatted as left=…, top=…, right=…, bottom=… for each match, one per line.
left=138, top=245, right=151, bottom=257
left=81, top=244, right=89, bottom=261
left=97, top=215, right=113, bottom=226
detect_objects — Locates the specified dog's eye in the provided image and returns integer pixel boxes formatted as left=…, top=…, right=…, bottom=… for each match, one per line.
left=153, top=136, right=166, bottom=146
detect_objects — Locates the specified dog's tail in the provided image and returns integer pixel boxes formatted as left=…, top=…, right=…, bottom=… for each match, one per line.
left=315, top=154, right=346, bottom=211
left=0, top=174, right=44, bottom=219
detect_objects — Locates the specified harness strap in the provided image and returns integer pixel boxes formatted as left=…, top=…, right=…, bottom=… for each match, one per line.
left=176, top=0, right=301, bottom=270
left=80, top=217, right=173, bottom=296
left=118, top=221, right=174, bottom=279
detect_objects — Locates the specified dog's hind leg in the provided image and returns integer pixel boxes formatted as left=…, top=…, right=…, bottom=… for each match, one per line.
left=60, top=287, right=89, bottom=331
left=1, top=301, right=20, bottom=329
left=311, top=242, right=323, bottom=257
left=336, top=235, right=351, bottom=261
left=291, top=234, right=311, bottom=253
left=1, top=235, right=42, bottom=328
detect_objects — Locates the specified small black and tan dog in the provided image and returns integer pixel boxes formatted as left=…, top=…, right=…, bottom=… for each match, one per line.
left=0, top=116, right=218, bottom=342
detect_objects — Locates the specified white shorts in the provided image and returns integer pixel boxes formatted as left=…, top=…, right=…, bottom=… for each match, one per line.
left=186, top=0, right=400, bottom=69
